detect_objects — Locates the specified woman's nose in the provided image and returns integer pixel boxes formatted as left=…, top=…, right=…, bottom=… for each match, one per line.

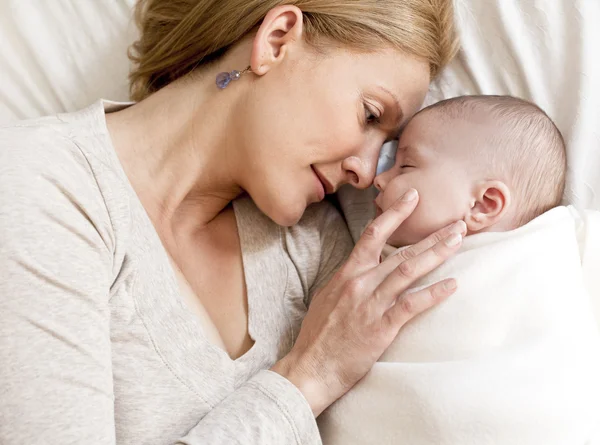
left=341, top=142, right=382, bottom=189
left=341, top=156, right=377, bottom=189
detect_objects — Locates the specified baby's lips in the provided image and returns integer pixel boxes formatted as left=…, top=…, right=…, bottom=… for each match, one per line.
left=373, top=197, right=383, bottom=214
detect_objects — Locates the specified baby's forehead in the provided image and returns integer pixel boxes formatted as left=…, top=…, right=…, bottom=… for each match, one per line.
left=398, top=111, right=490, bottom=158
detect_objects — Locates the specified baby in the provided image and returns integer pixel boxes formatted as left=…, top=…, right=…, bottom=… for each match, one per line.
left=319, top=96, right=600, bottom=445
left=373, top=95, right=567, bottom=251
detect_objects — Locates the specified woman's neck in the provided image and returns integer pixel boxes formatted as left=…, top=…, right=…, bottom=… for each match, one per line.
left=105, top=78, right=243, bottom=239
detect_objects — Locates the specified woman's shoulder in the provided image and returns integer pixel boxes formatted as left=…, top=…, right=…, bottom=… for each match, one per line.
left=298, top=199, right=350, bottom=234
left=1, top=116, right=90, bottom=181
left=0, top=102, right=117, bottom=174
left=0, top=106, right=132, bottom=258
left=234, top=196, right=353, bottom=301
left=1, top=117, right=102, bottom=217
left=286, top=200, right=351, bottom=250
left=292, top=200, right=353, bottom=298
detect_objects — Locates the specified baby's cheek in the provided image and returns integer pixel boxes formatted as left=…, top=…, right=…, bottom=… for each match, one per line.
left=387, top=210, right=430, bottom=246
left=383, top=180, right=412, bottom=206
left=419, top=197, right=453, bottom=231
left=406, top=200, right=448, bottom=242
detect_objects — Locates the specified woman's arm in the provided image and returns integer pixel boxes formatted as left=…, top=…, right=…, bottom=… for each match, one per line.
left=0, top=137, right=116, bottom=443
left=177, top=370, right=321, bottom=444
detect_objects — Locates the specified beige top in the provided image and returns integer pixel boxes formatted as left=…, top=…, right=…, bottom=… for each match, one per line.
left=0, top=101, right=353, bottom=444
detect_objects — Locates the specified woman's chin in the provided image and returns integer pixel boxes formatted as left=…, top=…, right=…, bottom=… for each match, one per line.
left=272, top=207, right=305, bottom=227
left=255, top=195, right=306, bottom=227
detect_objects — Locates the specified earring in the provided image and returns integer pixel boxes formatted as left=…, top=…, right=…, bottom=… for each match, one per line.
left=216, top=65, right=252, bottom=90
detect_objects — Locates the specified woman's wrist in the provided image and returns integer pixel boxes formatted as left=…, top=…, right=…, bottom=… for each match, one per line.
left=271, top=355, right=331, bottom=417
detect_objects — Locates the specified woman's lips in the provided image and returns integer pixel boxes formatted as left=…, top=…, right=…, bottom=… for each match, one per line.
left=314, top=167, right=335, bottom=193
left=311, top=166, right=335, bottom=201
left=311, top=167, right=326, bottom=201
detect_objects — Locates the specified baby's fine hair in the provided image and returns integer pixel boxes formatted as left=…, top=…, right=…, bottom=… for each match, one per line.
left=421, top=95, right=567, bottom=226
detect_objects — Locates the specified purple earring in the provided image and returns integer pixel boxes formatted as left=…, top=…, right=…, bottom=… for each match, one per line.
left=216, top=65, right=252, bottom=90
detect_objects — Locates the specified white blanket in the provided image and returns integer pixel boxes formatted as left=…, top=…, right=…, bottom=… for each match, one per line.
left=318, top=206, right=600, bottom=445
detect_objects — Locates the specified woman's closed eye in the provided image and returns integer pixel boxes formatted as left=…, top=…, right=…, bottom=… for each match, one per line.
left=364, top=103, right=382, bottom=125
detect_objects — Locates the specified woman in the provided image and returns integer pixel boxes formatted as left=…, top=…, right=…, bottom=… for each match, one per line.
left=0, top=0, right=459, bottom=443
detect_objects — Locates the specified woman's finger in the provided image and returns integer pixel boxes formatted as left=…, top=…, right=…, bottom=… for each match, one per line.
left=377, top=220, right=466, bottom=278
left=373, top=231, right=463, bottom=309
left=349, top=222, right=464, bottom=305
left=349, top=189, right=419, bottom=267
left=383, top=278, right=457, bottom=331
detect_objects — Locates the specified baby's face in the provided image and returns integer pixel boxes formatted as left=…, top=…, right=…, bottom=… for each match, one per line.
left=374, top=113, right=474, bottom=246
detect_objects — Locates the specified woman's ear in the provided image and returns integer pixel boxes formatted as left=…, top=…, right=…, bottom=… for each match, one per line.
left=466, top=180, right=511, bottom=232
left=251, top=5, right=303, bottom=76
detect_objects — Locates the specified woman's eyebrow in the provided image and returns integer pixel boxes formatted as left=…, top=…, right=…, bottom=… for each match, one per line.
left=376, top=86, right=404, bottom=129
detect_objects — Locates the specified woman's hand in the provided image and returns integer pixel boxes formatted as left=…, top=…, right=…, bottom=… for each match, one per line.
left=271, top=189, right=466, bottom=416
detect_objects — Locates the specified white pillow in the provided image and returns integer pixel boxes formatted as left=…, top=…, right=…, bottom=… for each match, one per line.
left=1, top=0, right=598, bottom=211
left=340, top=0, right=600, bottom=244
left=0, top=0, right=135, bottom=124
left=428, top=0, right=600, bottom=211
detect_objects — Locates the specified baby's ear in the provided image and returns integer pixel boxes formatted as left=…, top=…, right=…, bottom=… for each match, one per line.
left=466, top=180, right=511, bottom=233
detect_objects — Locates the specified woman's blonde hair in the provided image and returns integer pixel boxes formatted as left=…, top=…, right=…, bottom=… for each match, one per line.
left=129, top=0, right=459, bottom=101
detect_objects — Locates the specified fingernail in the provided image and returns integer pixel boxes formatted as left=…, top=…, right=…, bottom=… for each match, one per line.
left=450, top=220, right=467, bottom=234
left=443, top=279, right=457, bottom=291
left=445, top=233, right=462, bottom=247
left=401, top=188, right=418, bottom=201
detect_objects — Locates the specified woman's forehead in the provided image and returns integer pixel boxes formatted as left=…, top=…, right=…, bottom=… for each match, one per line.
left=343, top=48, right=429, bottom=94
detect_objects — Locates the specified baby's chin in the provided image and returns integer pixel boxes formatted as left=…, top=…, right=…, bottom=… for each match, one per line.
left=387, top=229, right=420, bottom=248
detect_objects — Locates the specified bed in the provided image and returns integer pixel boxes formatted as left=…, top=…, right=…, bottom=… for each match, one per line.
left=1, top=0, right=598, bottom=211
left=0, top=0, right=599, bottom=440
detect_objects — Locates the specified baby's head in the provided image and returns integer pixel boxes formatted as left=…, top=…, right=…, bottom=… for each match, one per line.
left=374, top=95, right=567, bottom=247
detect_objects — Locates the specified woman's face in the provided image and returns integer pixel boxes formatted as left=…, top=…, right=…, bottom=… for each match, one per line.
left=236, top=44, right=430, bottom=226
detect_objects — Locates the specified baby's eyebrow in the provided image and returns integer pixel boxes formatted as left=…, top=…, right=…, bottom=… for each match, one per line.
left=396, top=145, right=410, bottom=156
left=396, top=145, right=422, bottom=164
